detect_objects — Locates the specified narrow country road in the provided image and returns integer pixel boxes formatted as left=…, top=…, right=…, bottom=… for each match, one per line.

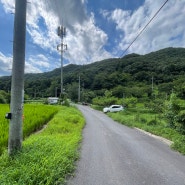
left=67, top=105, right=185, bottom=185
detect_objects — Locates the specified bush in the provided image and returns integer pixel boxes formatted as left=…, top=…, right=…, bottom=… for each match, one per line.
left=140, top=117, right=147, bottom=123
left=144, top=99, right=164, bottom=113
left=147, top=119, right=157, bottom=125
left=92, top=96, right=121, bottom=106
left=123, top=97, right=138, bottom=108
left=62, top=99, right=70, bottom=107
left=0, top=95, right=6, bottom=104
left=172, top=135, right=185, bottom=155
left=0, top=90, right=10, bottom=104
left=176, top=110, right=185, bottom=134
left=164, top=93, right=180, bottom=128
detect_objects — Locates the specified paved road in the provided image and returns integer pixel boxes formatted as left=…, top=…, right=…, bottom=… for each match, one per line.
left=67, top=105, right=185, bottom=185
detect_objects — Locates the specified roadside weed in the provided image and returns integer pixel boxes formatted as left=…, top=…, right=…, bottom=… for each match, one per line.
left=0, top=106, right=85, bottom=184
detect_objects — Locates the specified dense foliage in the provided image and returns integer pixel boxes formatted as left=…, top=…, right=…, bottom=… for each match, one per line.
left=1, top=47, right=185, bottom=102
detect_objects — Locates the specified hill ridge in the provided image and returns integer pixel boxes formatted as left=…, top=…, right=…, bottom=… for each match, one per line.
left=0, top=47, right=185, bottom=101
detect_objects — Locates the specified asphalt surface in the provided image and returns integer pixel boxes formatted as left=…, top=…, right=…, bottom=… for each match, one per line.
left=67, top=105, right=185, bottom=185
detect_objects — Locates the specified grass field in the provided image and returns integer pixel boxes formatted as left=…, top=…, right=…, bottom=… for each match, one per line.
left=0, top=104, right=59, bottom=155
left=0, top=105, right=85, bottom=184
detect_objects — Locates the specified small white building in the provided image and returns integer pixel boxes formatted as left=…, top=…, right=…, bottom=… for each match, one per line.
left=48, top=97, right=59, bottom=104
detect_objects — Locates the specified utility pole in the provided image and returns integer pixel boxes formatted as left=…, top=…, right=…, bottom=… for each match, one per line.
left=152, top=76, right=154, bottom=92
left=78, top=75, right=81, bottom=102
left=8, top=0, right=27, bottom=155
left=57, top=25, right=67, bottom=95
left=55, top=87, right=58, bottom=97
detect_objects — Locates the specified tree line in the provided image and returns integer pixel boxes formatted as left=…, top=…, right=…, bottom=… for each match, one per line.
left=0, top=47, right=185, bottom=103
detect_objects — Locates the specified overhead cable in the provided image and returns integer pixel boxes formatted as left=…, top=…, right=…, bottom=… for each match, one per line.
left=119, top=0, right=169, bottom=58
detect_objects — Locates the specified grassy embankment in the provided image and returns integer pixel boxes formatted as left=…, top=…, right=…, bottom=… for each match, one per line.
left=0, top=105, right=85, bottom=185
left=108, top=106, right=185, bottom=155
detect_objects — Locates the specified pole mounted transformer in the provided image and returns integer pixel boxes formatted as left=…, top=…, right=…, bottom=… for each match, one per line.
left=57, top=25, right=67, bottom=95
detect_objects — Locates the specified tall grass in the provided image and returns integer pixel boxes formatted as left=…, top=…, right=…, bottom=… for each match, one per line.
left=23, top=104, right=59, bottom=137
left=0, top=106, right=85, bottom=185
left=0, top=104, right=9, bottom=154
left=0, top=104, right=59, bottom=155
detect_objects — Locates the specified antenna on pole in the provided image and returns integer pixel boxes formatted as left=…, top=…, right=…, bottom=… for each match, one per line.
left=57, top=25, right=67, bottom=95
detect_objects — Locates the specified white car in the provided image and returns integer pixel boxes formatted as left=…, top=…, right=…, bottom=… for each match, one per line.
left=103, top=105, right=124, bottom=113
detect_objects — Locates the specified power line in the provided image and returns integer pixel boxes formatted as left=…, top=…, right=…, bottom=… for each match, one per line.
left=119, top=0, right=169, bottom=58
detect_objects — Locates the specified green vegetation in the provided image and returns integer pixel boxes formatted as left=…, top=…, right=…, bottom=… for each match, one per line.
left=0, top=104, right=9, bottom=154
left=0, top=106, right=85, bottom=184
left=23, top=104, right=59, bottom=138
left=0, top=47, right=185, bottom=153
left=1, top=47, right=185, bottom=103
left=92, top=90, right=122, bottom=106
left=0, top=104, right=59, bottom=155
left=105, top=96, right=185, bottom=155
left=0, top=90, right=10, bottom=103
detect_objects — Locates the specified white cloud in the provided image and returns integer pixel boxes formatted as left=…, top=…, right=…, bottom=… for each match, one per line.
left=1, top=0, right=112, bottom=71
left=0, top=0, right=14, bottom=13
left=35, top=0, right=111, bottom=64
left=105, top=0, right=185, bottom=56
left=24, top=62, right=42, bottom=74
left=24, top=54, right=61, bottom=74
left=1, top=0, right=185, bottom=76
left=0, top=52, right=49, bottom=75
left=46, top=0, right=87, bottom=28
left=26, top=1, right=60, bottom=53
left=28, top=54, right=50, bottom=68
left=0, top=52, right=12, bottom=76
left=65, top=13, right=111, bottom=64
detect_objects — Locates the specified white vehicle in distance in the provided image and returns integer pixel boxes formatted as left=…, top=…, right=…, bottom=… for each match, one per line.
left=103, top=105, right=124, bottom=113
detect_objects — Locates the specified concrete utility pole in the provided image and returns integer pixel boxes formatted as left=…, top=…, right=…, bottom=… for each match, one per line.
left=152, top=76, right=154, bottom=92
left=78, top=75, right=81, bottom=102
left=55, top=87, right=58, bottom=97
left=57, top=26, right=67, bottom=95
left=8, top=0, right=27, bottom=155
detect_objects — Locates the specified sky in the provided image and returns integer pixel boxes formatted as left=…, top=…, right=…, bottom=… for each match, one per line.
left=0, top=0, right=185, bottom=76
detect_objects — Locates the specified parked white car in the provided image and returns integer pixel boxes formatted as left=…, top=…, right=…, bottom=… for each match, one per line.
left=103, top=105, right=124, bottom=113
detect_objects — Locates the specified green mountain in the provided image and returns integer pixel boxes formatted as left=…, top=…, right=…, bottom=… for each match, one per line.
left=1, top=47, right=185, bottom=102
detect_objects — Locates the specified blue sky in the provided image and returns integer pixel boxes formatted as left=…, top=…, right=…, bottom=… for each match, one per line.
left=0, top=0, right=185, bottom=76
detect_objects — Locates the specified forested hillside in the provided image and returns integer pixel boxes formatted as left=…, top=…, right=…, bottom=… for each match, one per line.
left=0, top=47, right=185, bottom=102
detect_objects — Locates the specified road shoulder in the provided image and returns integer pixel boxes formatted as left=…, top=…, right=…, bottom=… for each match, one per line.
left=135, top=127, right=173, bottom=146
